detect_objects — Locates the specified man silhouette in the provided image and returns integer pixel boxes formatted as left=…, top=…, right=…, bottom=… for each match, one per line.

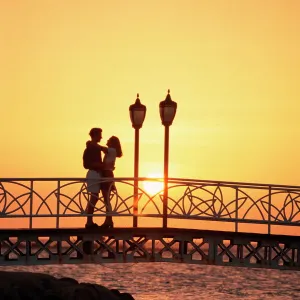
left=83, top=128, right=103, bottom=228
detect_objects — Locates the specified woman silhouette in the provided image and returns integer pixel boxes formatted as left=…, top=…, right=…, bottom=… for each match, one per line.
left=99, top=136, right=123, bottom=228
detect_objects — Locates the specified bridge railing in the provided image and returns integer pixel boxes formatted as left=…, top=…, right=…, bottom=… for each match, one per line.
left=1, top=177, right=300, bottom=234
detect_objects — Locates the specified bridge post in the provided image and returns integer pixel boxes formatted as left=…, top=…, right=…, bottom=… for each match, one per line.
left=160, top=90, right=177, bottom=228
left=268, top=186, right=271, bottom=234
left=133, top=128, right=139, bottom=228
left=163, top=125, right=170, bottom=228
left=207, top=236, right=218, bottom=265
left=235, top=188, right=238, bottom=232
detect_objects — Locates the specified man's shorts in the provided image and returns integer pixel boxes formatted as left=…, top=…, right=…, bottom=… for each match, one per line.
left=86, top=170, right=102, bottom=194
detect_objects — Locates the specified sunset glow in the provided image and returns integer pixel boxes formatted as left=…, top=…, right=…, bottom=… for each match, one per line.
left=142, top=173, right=164, bottom=195
left=0, top=1, right=299, bottom=185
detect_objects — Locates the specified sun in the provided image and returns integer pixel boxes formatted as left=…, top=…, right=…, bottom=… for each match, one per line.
left=142, top=173, right=164, bottom=195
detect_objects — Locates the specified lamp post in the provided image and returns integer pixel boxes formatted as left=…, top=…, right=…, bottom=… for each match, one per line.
left=129, top=94, right=146, bottom=227
left=159, top=89, right=177, bottom=228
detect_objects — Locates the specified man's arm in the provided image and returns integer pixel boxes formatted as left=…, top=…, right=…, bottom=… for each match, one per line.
left=90, top=161, right=103, bottom=170
left=83, top=149, right=103, bottom=170
left=99, top=146, right=108, bottom=154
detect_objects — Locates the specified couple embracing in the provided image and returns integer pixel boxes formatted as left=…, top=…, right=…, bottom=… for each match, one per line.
left=83, top=127, right=122, bottom=229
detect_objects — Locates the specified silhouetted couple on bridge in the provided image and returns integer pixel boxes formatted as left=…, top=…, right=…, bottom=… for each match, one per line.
left=83, top=128, right=123, bottom=229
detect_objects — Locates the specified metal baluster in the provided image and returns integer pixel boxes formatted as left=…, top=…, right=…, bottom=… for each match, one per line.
left=235, top=187, right=238, bottom=232
left=29, top=180, right=33, bottom=229
left=268, top=186, right=271, bottom=234
left=56, top=180, right=60, bottom=229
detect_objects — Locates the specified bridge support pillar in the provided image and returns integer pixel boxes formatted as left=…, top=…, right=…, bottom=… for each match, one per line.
left=1, top=228, right=300, bottom=270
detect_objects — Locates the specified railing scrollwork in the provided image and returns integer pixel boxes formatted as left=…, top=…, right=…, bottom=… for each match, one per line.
left=1, top=177, right=300, bottom=234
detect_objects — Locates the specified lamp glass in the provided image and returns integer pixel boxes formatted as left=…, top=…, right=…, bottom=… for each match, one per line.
left=130, top=109, right=146, bottom=128
left=161, top=106, right=176, bottom=124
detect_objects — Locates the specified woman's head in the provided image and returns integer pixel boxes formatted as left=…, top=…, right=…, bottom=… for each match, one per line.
left=107, top=136, right=123, bottom=158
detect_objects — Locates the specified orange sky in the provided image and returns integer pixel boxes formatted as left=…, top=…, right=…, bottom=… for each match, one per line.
left=1, top=0, right=300, bottom=186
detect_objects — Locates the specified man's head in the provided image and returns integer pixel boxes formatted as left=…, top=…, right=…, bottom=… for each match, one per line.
left=89, top=128, right=102, bottom=143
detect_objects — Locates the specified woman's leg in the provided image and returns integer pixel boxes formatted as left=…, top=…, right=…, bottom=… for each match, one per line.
left=101, top=187, right=113, bottom=225
left=99, top=170, right=114, bottom=227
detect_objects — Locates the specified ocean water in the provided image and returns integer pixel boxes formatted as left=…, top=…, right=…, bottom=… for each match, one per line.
left=2, top=263, right=300, bottom=299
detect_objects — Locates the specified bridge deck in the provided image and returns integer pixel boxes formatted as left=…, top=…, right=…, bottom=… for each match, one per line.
left=0, top=227, right=299, bottom=242
left=1, top=227, right=299, bottom=270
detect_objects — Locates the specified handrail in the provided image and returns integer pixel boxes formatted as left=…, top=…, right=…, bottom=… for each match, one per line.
left=1, top=177, right=299, bottom=189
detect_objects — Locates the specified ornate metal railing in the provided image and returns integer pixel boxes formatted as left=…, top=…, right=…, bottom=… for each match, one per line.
left=1, top=177, right=300, bottom=234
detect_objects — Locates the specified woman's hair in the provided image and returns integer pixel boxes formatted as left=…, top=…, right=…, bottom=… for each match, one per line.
left=109, top=136, right=123, bottom=158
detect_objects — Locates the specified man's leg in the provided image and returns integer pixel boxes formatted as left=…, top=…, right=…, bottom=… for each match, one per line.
left=86, top=192, right=99, bottom=226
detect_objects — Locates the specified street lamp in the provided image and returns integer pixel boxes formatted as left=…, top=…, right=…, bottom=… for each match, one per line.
left=129, top=93, right=146, bottom=227
left=159, top=89, right=177, bottom=228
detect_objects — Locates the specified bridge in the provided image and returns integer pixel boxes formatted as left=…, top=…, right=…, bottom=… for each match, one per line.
left=1, top=177, right=300, bottom=270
